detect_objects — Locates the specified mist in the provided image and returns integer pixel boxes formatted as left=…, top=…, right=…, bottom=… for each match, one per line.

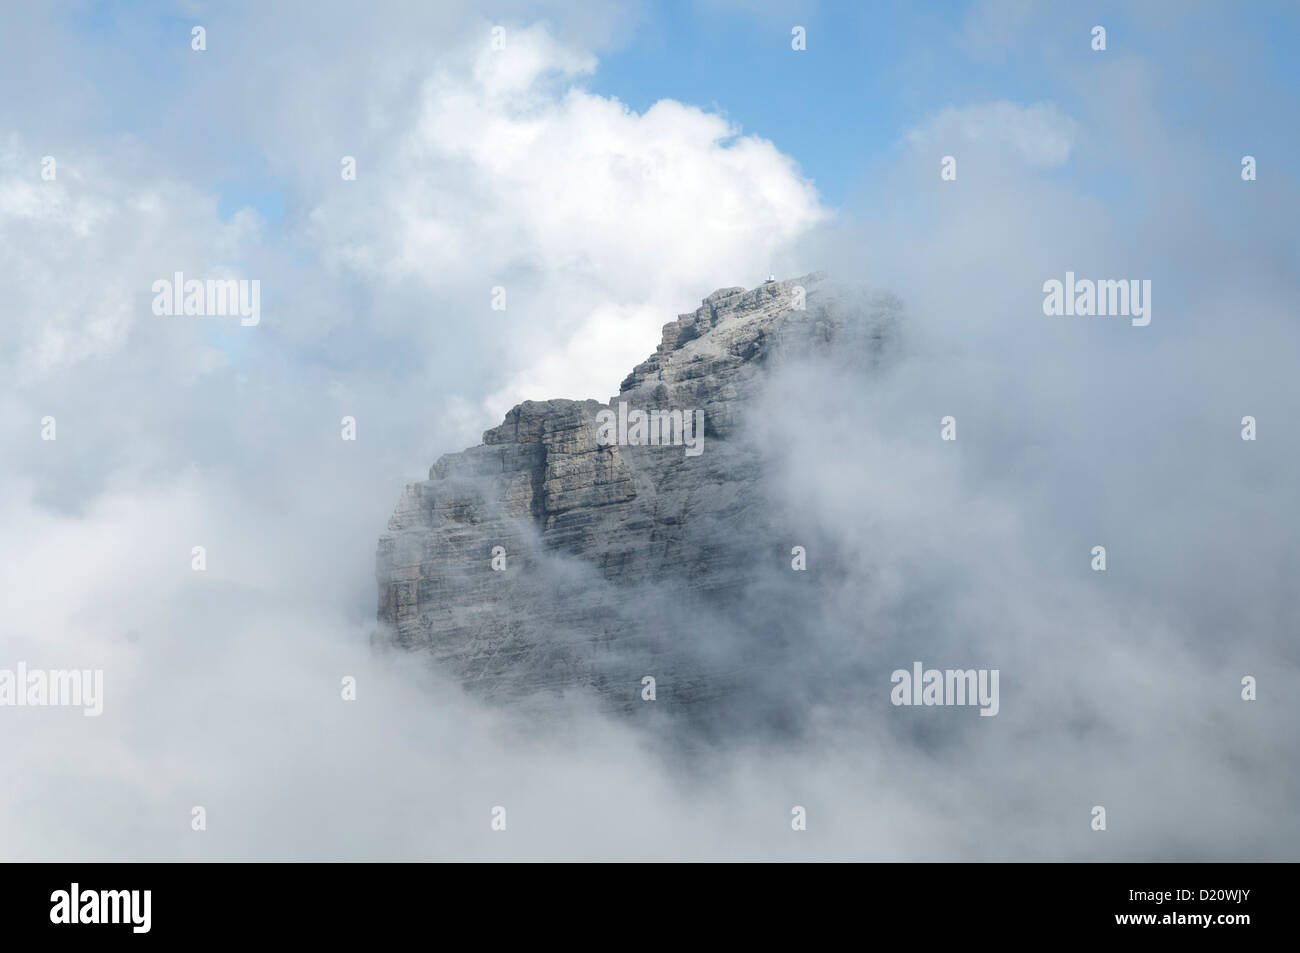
left=2, top=1, right=1297, bottom=860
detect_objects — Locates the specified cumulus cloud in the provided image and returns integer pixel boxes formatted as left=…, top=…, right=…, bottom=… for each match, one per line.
left=300, top=21, right=826, bottom=409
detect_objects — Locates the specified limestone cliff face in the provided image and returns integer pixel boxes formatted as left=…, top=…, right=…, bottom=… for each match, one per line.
left=376, top=274, right=898, bottom=716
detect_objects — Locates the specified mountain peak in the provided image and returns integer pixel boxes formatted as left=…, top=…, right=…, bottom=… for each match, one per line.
left=376, top=273, right=894, bottom=720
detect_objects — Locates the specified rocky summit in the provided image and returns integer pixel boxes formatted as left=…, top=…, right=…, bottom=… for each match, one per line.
left=376, top=274, right=900, bottom=724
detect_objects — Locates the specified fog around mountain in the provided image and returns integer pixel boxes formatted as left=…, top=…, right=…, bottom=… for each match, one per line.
left=1, top=1, right=1296, bottom=860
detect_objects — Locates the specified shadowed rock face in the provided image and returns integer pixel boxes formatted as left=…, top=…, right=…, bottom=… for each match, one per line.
left=376, top=274, right=900, bottom=724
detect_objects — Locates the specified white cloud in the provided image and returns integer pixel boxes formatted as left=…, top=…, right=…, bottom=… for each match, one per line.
left=472, top=22, right=597, bottom=94
left=0, top=139, right=257, bottom=384
left=302, top=23, right=827, bottom=410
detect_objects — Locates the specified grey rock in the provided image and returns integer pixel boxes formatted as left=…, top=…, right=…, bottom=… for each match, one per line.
left=376, top=274, right=900, bottom=723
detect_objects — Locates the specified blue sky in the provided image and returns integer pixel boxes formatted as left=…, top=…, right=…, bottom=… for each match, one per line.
left=589, top=1, right=1300, bottom=208
left=37, top=1, right=1300, bottom=231
left=594, top=0, right=968, bottom=204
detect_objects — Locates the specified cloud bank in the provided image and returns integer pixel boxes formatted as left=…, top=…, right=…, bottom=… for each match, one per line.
left=1, top=1, right=1296, bottom=860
